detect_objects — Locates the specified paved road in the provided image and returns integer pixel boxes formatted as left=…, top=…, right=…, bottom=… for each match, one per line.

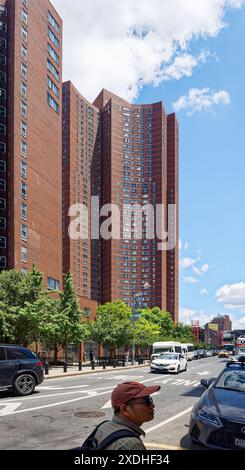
left=0, top=356, right=227, bottom=450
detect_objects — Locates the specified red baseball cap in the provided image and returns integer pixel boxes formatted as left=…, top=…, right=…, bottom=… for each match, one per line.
left=111, top=381, right=160, bottom=408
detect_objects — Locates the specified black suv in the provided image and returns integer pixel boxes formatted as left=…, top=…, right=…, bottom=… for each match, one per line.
left=0, top=344, right=44, bottom=396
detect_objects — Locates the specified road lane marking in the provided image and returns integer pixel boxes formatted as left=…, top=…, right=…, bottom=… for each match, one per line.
left=0, top=403, right=22, bottom=416
left=145, top=406, right=193, bottom=433
left=0, top=390, right=113, bottom=417
left=197, top=371, right=210, bottom=375
left=37, top=385, right=89, bottom=390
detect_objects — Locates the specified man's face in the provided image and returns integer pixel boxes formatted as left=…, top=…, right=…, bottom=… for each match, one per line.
left=123, top=395, right=155, bottom=426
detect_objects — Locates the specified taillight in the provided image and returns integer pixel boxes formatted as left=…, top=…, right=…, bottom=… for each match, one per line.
left=36, top=360, right=42, bottom=367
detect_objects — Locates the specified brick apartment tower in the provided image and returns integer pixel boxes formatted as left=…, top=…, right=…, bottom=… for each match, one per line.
left=62, top=81, right=99, bottom=317
left=0, top=0, right=62, bottom=289
left=63, top=86, right=178, bottom=322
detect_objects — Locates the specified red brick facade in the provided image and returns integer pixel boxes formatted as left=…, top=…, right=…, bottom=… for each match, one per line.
left=0, top=0, right=62, bottom=289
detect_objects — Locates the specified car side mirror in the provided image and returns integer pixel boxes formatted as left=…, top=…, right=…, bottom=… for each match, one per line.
left=200, top=379, right=210, bottom=388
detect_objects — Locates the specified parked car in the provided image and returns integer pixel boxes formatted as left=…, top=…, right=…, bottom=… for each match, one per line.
left=189, top=359, right=245, bottom=449
left=150, top=352, right=187, bottom=374
left=228, top=354, right=245, bottom=363
left=218, top=350, right=230, bottom=358
left=0, top=344, right=44, bottom=396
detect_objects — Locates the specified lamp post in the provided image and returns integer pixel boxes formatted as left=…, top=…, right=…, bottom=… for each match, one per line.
left=131, top=282, right=151, bottom=365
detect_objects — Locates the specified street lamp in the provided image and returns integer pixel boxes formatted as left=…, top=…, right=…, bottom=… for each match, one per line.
left=131, top=282, right=151, bottom=365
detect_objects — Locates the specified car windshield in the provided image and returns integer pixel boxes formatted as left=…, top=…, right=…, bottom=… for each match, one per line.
left=159, top=354, right=178, bottom=360
left=215, top=368, right=245, bottom=392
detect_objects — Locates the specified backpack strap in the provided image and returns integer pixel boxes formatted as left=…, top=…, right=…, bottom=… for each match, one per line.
left=97, top=429, right=138, bottom=449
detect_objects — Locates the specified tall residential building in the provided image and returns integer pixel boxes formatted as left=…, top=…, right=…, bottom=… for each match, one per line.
left=63, top=87, right=179, bottom=322
left=62, top=81, right=99, bottom=316
left=0, top=0, right=62, bottom=288
left=211, top=314, right=232, bottom=331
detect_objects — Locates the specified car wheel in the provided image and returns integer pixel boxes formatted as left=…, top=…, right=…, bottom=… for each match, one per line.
left=176, top=365, right=180, bottom=374
left=184, top=364, right=187, bottom=371
left=13, top=374, right=36, bottom=396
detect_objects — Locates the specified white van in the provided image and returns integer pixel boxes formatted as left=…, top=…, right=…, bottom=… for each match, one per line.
left=182, top=343, right=194, bottom=361
left=151, top=341, right=182, bottom=361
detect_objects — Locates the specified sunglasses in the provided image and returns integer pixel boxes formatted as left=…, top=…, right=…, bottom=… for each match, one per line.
left=127, top=396, right=154, bottom=407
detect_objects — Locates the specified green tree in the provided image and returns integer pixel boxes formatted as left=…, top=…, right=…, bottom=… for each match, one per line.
left=134, top=317, right=161, bottom=352
left=52, top=272, right=88, bottom=361
left=140, top=307, right=174, bottom=338
left=172, top=322, right=194, bottom=343
left=90, top=301, right=133, bottom=357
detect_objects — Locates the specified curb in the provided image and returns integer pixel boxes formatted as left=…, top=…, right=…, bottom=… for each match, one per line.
left=44, top=364, right=148, bottom=380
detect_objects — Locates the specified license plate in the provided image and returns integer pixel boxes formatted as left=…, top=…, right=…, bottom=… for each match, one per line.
left=234, top=438, right=245, bottom=448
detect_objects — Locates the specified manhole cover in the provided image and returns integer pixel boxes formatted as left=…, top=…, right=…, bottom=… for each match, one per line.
left=75, top=411, right=105, bottom=418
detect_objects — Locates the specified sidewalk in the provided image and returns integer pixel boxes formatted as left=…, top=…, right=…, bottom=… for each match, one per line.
left=43, top=363, right=148, bottom=379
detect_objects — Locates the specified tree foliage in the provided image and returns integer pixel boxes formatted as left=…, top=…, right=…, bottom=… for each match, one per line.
left=90, top=301, right=133, bottom=356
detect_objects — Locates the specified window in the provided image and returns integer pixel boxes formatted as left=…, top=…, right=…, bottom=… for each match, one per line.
left=22, top=10, right=27, bottom=25
left=47, top=59, right=59, bottom=81
left=0, top=22, right=7, bottom=33
left=0, top=217, right=6, bottom=228
left=0, top=37, right=6, bottom=48
left=21, top=224, right=27, bottom=241
left=0, top=5, right=7, bottom=17
left=47, top=76, right=59, bottom=97
left=0, top=142, right=6, bottom=153
left=21, top=161, right=27, bottom=178
left=0, top=71, right=6, bottom=82
left=48, top=277, right=60, bottom=290
left=21, top=246, right=27, bottom=262
left=21, top=120, right=27, bottom=137
left=0, top=124, right=5, bottom=135
left=0, top=179, right=6, bottom=191
left=0, top=256, right=6, bottom=268
left=22, top=0, right=28, bottom=7
left=21, top=101, right=27, bottom=117
left=21, top=202, right=27, bottom=220
left=48, top=43, right=59, bottom=64
left=48, top=27, right=60, bottom=49
left=48, top=11, right=60, bottom=34
left=21, top=62, right=27, bottom=79
left=21, top=140, right=27, bottom=157
left=21, top=267, right=27, bottom=275
left=47, top=93, right=59, bottom=113
left=21, top=45, right=27, bottom=61
left=21, top=82, right=27, bottom=99
left=0, top=198, right=5, bottom=209
left=0, top=236, right=6, bottom=248
left=0, top=54, right=6, bottom=65
left=0, top=88, right=6, bottom=99
left=21, top=26, right=27, bottom=43
left=0, top=160, right=6, bottom=172
left=0, top=106, right=5, bottom=117
left=21, top=182, right=27, bottom=199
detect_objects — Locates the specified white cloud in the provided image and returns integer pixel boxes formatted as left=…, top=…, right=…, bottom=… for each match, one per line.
left=216, top=282, right=245, bottom=313
left=180, top=257, right=197, bottom=269
left=173, top=87, right=231, bottom=115
left=193, top=263, right=210, bottom=276
left=179, top=238, right=182, bottom=250
left=51, top=0, right=243, bottom=102
left=179, top=307, right=213, bottom=326
left=184, top=242, right=190, bottom=250
left=200, top=288, right=209, bottom=295
left=183, top=276, right=199, bottom=284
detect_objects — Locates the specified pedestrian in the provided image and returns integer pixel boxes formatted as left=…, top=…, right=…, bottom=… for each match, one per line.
left=86, top=381, right=160, bottom=450
left=83, top=351, right=87, bottom=363
left=89, top=351, right=94, bottom=362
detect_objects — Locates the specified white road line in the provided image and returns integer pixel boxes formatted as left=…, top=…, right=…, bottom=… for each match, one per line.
left=0, top=403, right=22, bottom=416
left=37, top=385, right=89, bottom=390
left=0, top=390, right=113, bottom=417
left=145, top=406, right=193, bottom=433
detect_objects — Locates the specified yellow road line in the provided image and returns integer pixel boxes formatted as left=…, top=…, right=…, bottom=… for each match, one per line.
left=145, top=442, right=186, bottom=450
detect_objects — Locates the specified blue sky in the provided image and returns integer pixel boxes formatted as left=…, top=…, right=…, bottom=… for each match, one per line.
left=53, top=0, right=245, bottom=328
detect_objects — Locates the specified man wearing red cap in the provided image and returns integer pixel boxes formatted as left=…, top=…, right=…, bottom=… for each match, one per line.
left=92, top=381, right=160, bottom=450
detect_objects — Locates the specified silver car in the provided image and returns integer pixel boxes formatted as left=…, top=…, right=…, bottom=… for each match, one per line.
left=189, top=360, right=245, bottom=449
